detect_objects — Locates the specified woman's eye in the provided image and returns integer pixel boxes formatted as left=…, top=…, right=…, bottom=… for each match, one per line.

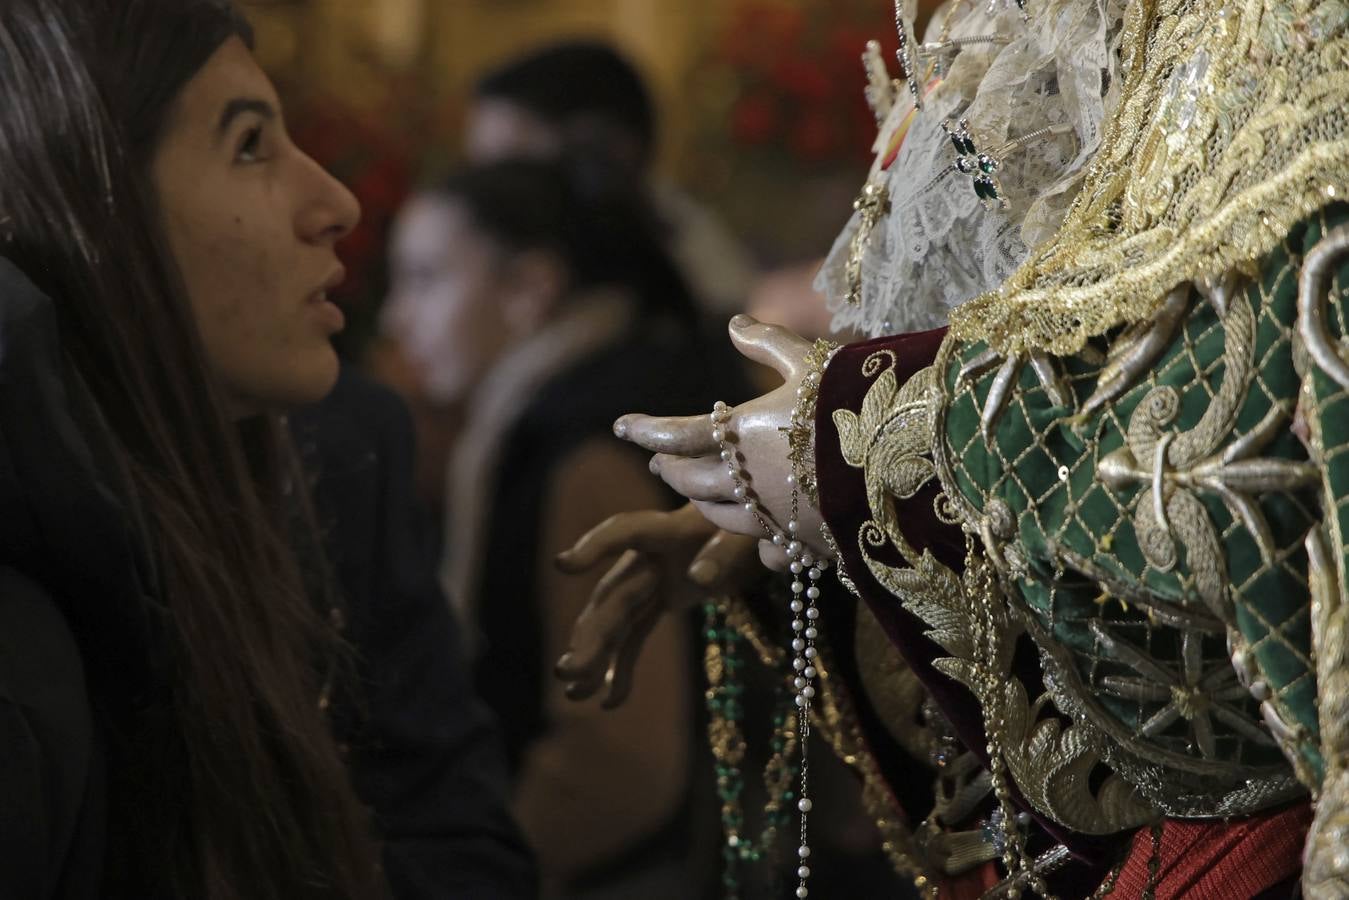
left=236, top=126, right=265, bottom=162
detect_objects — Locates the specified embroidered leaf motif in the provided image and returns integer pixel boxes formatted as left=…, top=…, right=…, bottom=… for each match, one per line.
left=861, top=530, right=1157, bottom=835
left=883, top=458, right=938, bottom=502
left=833, top=364, right=938, bottom=530
left=834, top=408, right=866, bottom=469
left=869, top=549, right=974, bottom=661
left=834, top=368, right=897, bottom=467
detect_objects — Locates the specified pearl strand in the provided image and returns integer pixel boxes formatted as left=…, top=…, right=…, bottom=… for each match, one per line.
left=789, top=547, right=826, bottom=898
left=711, top=400, right=826, bottom=897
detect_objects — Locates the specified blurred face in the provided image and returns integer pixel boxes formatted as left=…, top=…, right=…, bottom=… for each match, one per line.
left=464, top=98, right=561, bottom=163
left=381, top=195, right=517, bottom=403
left=152, top=37, right=361, bottom=414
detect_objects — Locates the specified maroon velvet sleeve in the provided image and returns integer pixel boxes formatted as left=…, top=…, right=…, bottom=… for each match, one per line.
left=813, top=329, right=1113, bottom=876
left=813, top=328, right=988, bottom=759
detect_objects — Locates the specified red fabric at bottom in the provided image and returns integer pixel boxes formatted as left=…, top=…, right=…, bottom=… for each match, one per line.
left=1109, top=803, right=1310, bottom=899
left=939, top=862, right=1000, bottom=900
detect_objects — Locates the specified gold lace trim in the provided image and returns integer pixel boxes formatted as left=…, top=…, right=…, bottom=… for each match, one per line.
left=948, top=0, right=1349, bottom=355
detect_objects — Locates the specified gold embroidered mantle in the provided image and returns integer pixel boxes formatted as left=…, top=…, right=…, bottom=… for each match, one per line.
left=948, top=0, right=1349, bottom=356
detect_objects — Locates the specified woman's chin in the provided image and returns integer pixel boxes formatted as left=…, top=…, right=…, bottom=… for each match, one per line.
left=227, top=348, right=342, bottom=416
left=287, top=348, right=343, bottom=406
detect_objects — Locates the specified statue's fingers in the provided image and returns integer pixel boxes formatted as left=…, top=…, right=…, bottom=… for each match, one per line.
left=692, top=498, right=769, bottom=540
left=556, top=508, right=673, bottom=573
left=558, top=585, right=658, bottom=701
left=652, top=454, right=737, bottom=503
left=614, top=412, right=719, bottom=456
left=590, top=550, right=660, bottom=618
left=687, top=529, right=762, bottom=591
left=558, top=651, right=609, bottom=702
left=558, top=552, right=649, bottom=671
left=600, top=599, right=665, bottom=710
left=728, top=314, right=812, bottom=381
left=757, top=538, right=792, bottom=572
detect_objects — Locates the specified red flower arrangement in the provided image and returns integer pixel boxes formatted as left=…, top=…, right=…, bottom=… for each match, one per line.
left=712, top=0, right=898, bottom=169
left=684, top=0, right=899, bottom=259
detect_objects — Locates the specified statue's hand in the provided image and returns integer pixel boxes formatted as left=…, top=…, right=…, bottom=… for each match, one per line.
left=613, top=315, right=830, bottom=568
left=554, top=503, right=760, bottom=708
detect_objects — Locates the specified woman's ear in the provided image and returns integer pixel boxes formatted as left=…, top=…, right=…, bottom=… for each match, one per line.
left=502, top=249, right=568, bottom=335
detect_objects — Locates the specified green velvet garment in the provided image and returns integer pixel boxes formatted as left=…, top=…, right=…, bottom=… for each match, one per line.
left=938, top=205, right=1349, bottom=817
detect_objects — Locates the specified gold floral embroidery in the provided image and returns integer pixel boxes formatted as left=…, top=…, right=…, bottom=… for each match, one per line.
left=832, top=352, right=939, bottom=531
left=858, top=530, right=1157, bottom=834
left=1296, top=224, right=1349, bottom=395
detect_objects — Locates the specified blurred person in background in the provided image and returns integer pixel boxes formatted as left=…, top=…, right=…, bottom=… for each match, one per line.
left=463, top=37, right=916, bottom=900
left=381, top=157, right=739, bottom=899
left=374, top=39, right=757, bottom=526
left=467, top=40, right=756, bottom=319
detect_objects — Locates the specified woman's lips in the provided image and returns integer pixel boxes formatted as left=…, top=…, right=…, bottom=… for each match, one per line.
left=308, top=290, right=346, bottom=333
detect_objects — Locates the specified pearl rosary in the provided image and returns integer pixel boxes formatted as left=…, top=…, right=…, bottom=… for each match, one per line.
left=712, top=399, right=827, bottom=898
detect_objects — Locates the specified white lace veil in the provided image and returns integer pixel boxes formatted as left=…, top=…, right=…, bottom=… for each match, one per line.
left=817, top=0, right=1127, bottom=338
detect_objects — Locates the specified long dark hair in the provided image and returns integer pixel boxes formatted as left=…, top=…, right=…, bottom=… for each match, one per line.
left=0, top=1, right=380, bottom=897
left=437, top=157, right=696, bottom=325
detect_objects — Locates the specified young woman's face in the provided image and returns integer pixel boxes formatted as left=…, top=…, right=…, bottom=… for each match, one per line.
left=152, top=37, right=360, bottom=414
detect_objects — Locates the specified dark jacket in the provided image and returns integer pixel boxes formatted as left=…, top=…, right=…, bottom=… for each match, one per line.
left=0, top=257, right=134, bottom=899
left=291, top=367, right=536, bottom=899
left=0, top=258, right=535, bottom=898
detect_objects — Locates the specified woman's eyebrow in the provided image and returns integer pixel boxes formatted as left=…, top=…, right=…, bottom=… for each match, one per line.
left=214, top=97, right=276, bottom=143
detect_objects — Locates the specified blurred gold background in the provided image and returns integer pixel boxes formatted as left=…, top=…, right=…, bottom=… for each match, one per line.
left=246, top=0, right=723, bottom=172
left=240, top=0, right=898, bottom=347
